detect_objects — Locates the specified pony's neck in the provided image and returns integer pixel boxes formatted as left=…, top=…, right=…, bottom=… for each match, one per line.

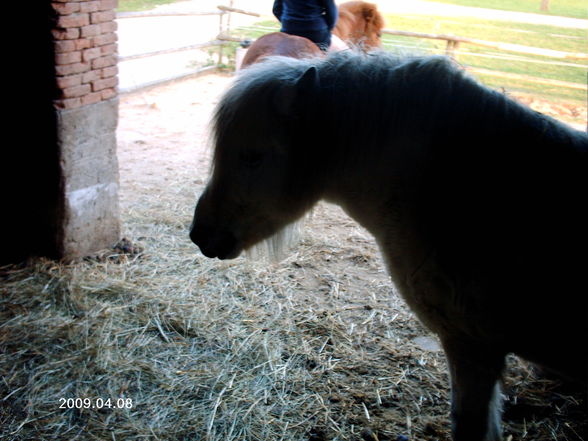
left=313, top=60, right=522, bottom=231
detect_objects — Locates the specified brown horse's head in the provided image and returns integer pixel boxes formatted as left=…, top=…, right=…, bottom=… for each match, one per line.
left=334, top=1, right=385, bottom=50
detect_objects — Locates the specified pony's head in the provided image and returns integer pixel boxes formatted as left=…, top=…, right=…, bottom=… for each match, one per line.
left=335, top=1, right=385, bottom=50
left=190, top=60, right=323, bottom=260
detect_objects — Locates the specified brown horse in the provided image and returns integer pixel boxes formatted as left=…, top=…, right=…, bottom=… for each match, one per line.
left=240, top=32, right=322, bottom=68
left=190, top=51, right=588, bottom=440
left=240, top=1, right=385, bottom=68
left=333, top=0, right=385, bottom=49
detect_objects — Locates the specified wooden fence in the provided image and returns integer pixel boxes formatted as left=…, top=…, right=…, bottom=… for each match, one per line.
left=382, top=29, right=588, bottom=61
left=117, top=5, right=587, bottom=94
left=380, top=28, right=588, bottom=92
left=221, top=5, right=587, bottom=92
left=116, top=7, right=230, bottom=92
left=117, top=9, right=225, bottom=63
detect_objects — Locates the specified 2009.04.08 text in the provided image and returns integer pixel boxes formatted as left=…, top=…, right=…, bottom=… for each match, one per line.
left=59, top=398, right=133, bottom=409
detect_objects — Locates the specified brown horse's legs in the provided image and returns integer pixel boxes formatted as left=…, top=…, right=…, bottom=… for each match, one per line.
left=442, top=338, right=505, bottom=441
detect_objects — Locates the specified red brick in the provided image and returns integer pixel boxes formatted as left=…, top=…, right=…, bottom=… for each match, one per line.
left=100, top=43, right=117, bottom=56
left=82, top=47, right=101, bottom=62
left=80, top=1, right=100, bottom=13
left=101, top=65, right=118, bottom=78
left=74, top=38, right=93, bottom=50
left=52, top=2, right=80, bottom=15
left=56, top=74, right=83, bottom=89
left=80, top=24, right=101, bottom=38
left=91, top=10, right=115, bottom=24
left=54, top=39, right=76, bottom=53
left=81, top=92, right=103, bottom=106
left=55, top=97, right=82, bottom=109
left=82, top=69, right=101, bottom=83
left=93, top=76, right=118, bottom=92
left=92, top=55, right=117, bottom=69
left=99, top=0, right=117, bottom=11
left=93, top=32, right=117, bottom=46
left=52, top=28, right=80, bottom=40
left=55, top=61, right=91, bottom=76
left=57, top=14, right=89, bottom=29
left=55, top=50, right=82, bottom=65
left=101, top=88, right=117, bottom=100
left=63, top=83, right=92, bottom=98
left=100, top=21, right=117, bottom=34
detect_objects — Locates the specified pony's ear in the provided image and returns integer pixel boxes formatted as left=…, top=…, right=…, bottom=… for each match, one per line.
left=273, top=67, right=319, bottom=117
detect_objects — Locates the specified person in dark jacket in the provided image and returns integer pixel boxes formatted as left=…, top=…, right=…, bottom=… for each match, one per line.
left=272, top=0, right=338, bottom=51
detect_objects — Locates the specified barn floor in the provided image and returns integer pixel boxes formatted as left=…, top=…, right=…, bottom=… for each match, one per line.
left=1, top=72, right=586, bottom=440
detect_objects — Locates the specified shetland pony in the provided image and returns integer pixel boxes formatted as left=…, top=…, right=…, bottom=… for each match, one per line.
left=190, top=51, right=588, bottom=441
left=240, top=1, right=384, bottom=68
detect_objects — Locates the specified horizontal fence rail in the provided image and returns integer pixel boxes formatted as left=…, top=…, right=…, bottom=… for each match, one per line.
left=116, top=5, right=587, bottom=96
left=116, top=10, right=222, bottom=19
left=119, top=40, right=226, bottom=62
left=381, top=28, right=587, bottom=92
left=382, top=29, right=588, bottom=60
left=216, top=5, right=260, bottom=17
left=116, top=8, right=231, bottom=92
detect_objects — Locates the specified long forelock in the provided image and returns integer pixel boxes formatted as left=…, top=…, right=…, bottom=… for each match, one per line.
left=212, top=56, right=319, bottom=159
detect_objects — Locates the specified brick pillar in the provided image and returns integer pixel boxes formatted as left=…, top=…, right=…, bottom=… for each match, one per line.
left=51, top=0, right=121, bottom=259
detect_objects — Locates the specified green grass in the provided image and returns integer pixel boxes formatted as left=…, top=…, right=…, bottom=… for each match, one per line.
left=379, top=13, right=587, bottom=104
left=237, top=15, right=587, bottom=105
left=117, top=0, right=177, bottom=12
left=384, top=15, right=587, bottom=53
left=426, top=0, right=588, bottom=19
left=117, top=0, right=586, bottom=111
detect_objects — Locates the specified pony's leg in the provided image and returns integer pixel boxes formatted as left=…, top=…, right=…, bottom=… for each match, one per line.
left=442, top=338, right=505, bottom=441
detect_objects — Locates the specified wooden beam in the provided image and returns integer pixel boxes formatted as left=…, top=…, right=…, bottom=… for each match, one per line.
left=116, top=11, right=222, bottom=19
left=382, top=29, right=588, bottom=60
left=468, top=67, right=588, bottom=91
left=216, top=5, right=261, bottom=17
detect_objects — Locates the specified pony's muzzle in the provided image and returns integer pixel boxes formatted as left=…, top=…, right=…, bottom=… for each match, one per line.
left=190, top=223, right=240, bottom=260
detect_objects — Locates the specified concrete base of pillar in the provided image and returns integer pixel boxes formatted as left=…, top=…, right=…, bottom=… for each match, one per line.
left=56, top=98, right=120, bottom=259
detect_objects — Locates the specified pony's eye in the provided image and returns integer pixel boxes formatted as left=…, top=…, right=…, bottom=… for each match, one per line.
left=239, top=150, right=264, bottom=168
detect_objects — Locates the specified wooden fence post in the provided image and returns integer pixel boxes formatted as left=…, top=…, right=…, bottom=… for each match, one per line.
left=445, top=40, right=460, bottom=58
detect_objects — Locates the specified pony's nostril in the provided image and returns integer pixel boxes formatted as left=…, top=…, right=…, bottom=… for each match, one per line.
left=189, top=223, right=208, bottom=247
left=214, top=230, right=239, bottom=259
left=189, top=223, right=238, bottom=260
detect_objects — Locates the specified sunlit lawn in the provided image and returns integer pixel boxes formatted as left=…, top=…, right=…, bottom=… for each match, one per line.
left=117, top=0, right=176, bottom=12
left=380, top=14, right=587, bottom=103
left=425, top=0, right=588, bottom=19
left=116, top=0, right=587, bottom=105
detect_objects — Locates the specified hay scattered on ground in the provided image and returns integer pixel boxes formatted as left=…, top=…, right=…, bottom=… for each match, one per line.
left=1, top=73, right=585, bottom=440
